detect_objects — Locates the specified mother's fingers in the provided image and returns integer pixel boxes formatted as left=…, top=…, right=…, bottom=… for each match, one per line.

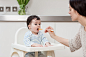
left=47, top=26, right=53, bottom=30
left=45, top=29, right=48, bottom=33
left=45, top=26, right=53, bottom=33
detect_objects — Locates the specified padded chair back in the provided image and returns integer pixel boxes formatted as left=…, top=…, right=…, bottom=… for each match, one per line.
left=15, top=27, right=28, bottom=45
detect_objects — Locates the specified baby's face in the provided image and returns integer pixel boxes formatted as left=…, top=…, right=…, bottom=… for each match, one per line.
left=29, top=18, right=41, bottom=35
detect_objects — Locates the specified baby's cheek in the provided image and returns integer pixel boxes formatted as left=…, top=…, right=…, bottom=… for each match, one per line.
left=33, top=27, right=37, bottom=31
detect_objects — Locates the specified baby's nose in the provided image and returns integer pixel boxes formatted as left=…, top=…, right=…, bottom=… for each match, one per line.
left=37, top=25, right=40, bottom=27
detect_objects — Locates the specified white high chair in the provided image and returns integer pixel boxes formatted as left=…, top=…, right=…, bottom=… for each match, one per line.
left=10, top=27, right=64, bottom=57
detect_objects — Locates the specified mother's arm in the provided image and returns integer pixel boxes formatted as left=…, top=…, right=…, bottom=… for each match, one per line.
left=52, top=35, right=69, bottom=47
left=45, top=26, right=69, bottom=47
left=45, top=26, right=82, bottom=52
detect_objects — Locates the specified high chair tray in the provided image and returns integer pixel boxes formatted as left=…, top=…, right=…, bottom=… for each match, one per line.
left=12, top=43, right=64, bottom=52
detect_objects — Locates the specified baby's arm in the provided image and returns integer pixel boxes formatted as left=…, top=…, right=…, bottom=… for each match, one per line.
left=40, top=32, right=52, bottom=47
left=24, top=32, right=35, bottom=47
left=31, top=43, right=43, bottom=47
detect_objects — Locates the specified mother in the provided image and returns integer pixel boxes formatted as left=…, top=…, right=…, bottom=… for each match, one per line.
left=45, top=0, right=86, bottom=57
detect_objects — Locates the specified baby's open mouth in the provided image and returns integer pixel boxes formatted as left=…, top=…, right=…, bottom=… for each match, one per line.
left=37, top=28, right=39, bottom=30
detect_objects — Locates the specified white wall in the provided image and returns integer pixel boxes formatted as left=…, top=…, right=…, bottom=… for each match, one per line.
left=0, top=22, right=83, bottom=57
left=0, top=22, right=26, bottom=57
left=0, top=0, right=69, bottom=15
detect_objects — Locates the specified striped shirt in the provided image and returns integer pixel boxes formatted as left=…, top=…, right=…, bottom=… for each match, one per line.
left=24, top=30, right=49, bottom=47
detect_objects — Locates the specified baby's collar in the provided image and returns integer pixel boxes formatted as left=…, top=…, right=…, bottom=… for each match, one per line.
left=28, top=29, right=40, bottom=35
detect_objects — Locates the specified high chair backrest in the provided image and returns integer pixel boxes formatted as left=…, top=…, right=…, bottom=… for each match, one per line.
left=15, top=27, right=28, bottom=45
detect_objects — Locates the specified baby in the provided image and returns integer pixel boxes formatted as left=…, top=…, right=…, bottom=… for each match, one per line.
left=24, top=15, right=52, bottom=57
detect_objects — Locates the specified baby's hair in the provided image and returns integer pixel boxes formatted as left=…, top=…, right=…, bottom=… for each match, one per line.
left=27, top=15, right=40, bottom=29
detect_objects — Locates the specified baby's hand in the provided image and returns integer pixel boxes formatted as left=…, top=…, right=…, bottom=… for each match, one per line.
left=44, top=44, right=53, bottom=47
left=44, top=42, right=53, bottom=47
left=31, top=43, right=43, bottom=47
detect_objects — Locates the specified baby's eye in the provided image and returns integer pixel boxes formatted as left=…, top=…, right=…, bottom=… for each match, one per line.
left=35, top=24, right=37, bottom=25
left=39, top=24, right=41, bottom=25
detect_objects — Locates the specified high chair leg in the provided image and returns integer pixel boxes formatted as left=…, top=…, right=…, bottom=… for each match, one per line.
left=18, top=51, right=25, bottom=57
left=47, top=51, right=55, bottom=57
left=51, top=51, right=55, bottom=57
left=11, top=48, right=19, bottom=57
left=35, top=51, right=38, bottom=57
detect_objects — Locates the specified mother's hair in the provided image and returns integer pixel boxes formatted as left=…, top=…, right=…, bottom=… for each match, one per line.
left=69, top=0, right=86, bottom=17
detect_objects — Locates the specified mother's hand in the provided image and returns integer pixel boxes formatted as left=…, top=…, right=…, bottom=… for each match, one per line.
left=45, top=26, right=56, bottom=38
left=45, top=26, right=53, bottom=33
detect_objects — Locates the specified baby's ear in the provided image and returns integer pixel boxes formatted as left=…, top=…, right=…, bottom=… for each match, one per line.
left=28, top=25, right=31, bottom=29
